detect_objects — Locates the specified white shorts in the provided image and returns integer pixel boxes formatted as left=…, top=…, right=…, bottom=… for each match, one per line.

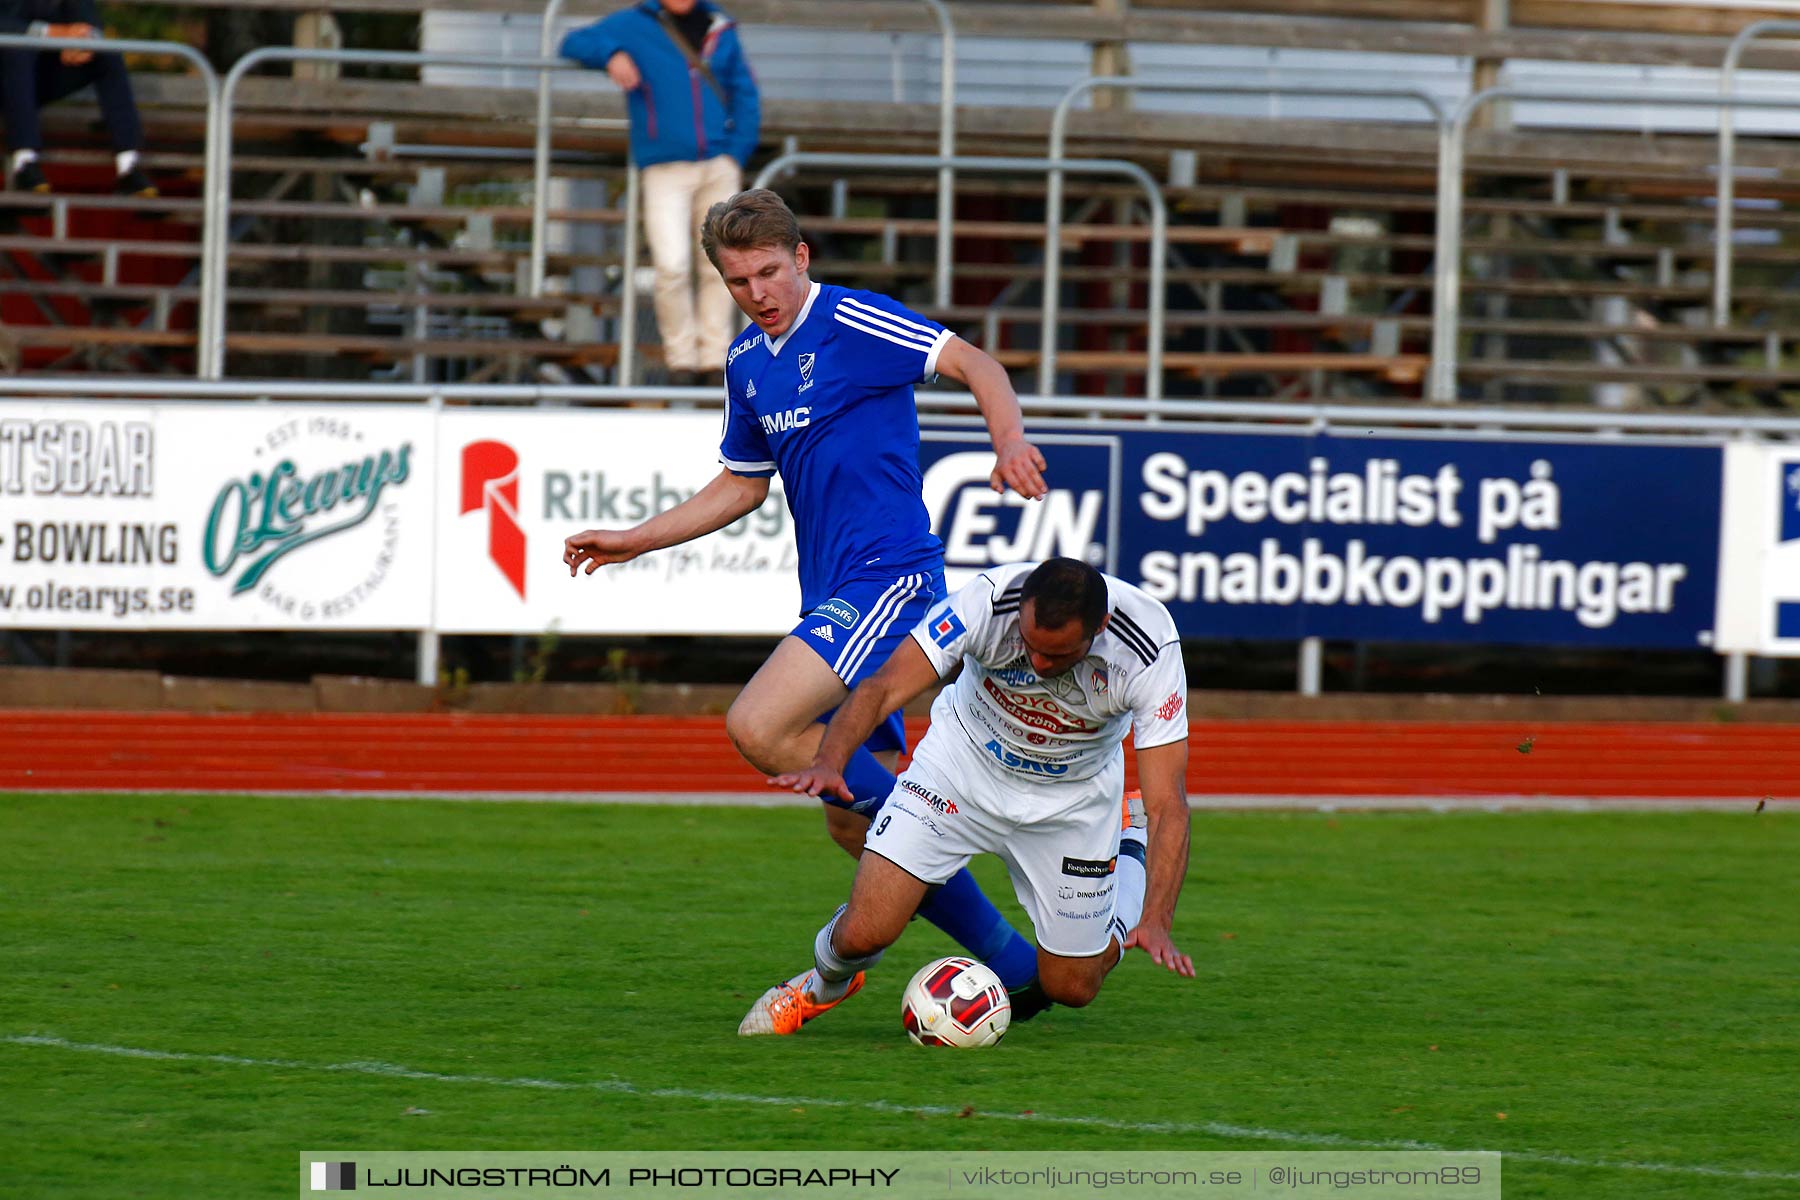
left=864, top=720, right=1125, bottom=958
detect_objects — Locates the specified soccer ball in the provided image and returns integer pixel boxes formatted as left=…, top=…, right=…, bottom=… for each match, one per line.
left=900, top=956, right=1011, bottom=1047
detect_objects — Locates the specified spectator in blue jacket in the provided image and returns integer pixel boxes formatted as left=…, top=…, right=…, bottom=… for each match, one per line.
left=561, top=0, right=759, bottom=386
left=1, top=0, right=155, bottom=196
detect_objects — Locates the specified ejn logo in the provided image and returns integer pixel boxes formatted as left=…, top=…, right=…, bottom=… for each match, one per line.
left=310, top=1161, right=356, bottom=1191
left=921, top=448, right=1109, bottom=585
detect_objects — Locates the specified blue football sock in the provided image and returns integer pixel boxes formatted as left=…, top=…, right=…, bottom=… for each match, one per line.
left=839, top=745, right=898, bottom=813
left=918, top=868, right=1039, bottom=992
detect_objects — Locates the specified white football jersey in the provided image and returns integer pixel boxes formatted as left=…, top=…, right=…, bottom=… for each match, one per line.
left=910, top=562, right=1189, bottom=784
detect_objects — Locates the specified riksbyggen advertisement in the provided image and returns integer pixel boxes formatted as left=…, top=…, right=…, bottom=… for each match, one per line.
left=435, top=410, right=798, bottom=634
left=919, top=424, right=1721, bottom=649
left=0, top=402, right=433, bottom=629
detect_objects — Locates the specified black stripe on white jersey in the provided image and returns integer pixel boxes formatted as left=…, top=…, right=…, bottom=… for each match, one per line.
left=1108, top=611, right=1160, bottom=666
left=1109, top=613, right=1159, bottom=665
left=992, top=583, right=1024, bottom=615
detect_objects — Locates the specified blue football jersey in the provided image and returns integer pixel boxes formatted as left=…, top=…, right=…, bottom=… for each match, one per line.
left=719, top=282, right=952, bottom=611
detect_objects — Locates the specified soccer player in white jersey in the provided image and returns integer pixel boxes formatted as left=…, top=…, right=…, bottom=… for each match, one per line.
left=564, top=189, right=1056, bottom=1016
left=743, top=558, right=1194, bottom=1035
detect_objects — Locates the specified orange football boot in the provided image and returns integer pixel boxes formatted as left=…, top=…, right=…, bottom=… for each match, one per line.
left=737, top=970, right=866, bottom=1036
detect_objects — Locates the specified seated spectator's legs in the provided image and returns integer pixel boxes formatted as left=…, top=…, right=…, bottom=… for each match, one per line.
left=76, top=52, right=145, bottom=162
left=642, top=159, right=705, bottom=374
left=4, top=51, right=145, bottom=190
left=77, top=52, right=153, bottom=194
left=691, top=155, right=742, bottom=376
left=2, top=50, right=47, bottom=162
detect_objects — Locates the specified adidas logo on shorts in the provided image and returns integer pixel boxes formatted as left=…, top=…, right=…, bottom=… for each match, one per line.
left=810, top=624, right=834, bottom=642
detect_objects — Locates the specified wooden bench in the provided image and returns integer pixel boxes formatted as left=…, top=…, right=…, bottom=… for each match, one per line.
left=225, top=331, right=622, bottom=366
left=1457, top=359, right=1800, bottom=388
left=4, top=327, right=197, bottom=350
left=140, top=0, right=1800, bottom=70
left=987, top=348, right=1428, bottom=385
left=7, top=327, right=628, bottom=363
left=819, top=258, right=1800, bottom=310
left=828, top=175, right=1800, bottom=229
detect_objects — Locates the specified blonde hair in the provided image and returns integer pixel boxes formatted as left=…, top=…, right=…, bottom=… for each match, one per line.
left=701, top=189, right=803, bottom=269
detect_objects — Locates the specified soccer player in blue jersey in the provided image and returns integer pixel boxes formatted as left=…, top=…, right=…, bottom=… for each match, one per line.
left=564, top=188, right=1054, bottom=1020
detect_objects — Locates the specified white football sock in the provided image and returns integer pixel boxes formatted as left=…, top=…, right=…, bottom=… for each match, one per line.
left=811, top=903, right=884, bottom=999
left=1111, top=829, right=1148, bottom=962
left=12, top=149, right=38, bottom=171
left=115, top=150, right=138, bottom=176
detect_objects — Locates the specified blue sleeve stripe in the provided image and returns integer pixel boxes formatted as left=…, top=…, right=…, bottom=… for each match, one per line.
left=834, top=312, right=936, bottom=355
left=838, top=295, right=942, bottom=340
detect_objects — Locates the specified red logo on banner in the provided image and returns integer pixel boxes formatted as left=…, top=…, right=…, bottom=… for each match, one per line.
left=461, top=440, right=525, bottom=599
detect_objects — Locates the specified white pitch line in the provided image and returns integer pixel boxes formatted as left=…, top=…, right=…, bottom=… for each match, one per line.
left=6, top=1034, right=1796, bottom=1183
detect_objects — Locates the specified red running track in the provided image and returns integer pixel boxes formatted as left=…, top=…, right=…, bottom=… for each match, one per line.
left=0, top=711, right=1793, bottom=798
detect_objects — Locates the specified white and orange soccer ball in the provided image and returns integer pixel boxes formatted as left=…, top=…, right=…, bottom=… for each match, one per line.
left=900, top=956, right=1011, bottom=1047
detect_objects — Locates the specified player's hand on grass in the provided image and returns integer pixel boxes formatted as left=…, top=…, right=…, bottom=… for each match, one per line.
left=768, top=764, right=854, bottom=805
left=1125, top=923, right=1195, bottom=977
left=564, top=528, right=643, bottom=575
left=990, top=436, right=1048, bottom=500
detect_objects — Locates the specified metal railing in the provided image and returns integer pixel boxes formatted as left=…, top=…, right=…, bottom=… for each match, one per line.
left=1042, top=75, right=1449, bottom=399
left=756, top=150, right=1168, bottom=400
left=1715, top=19, right=1800, bottom=327
left=15, top=375, right=1798, bottom=432
left=204, top=46, right=593, bottom=379
left=527, top=2, right=639, bottom=384
left=532, top=0, right=575, bottom=300
left=0, top=33, right=221, bottom=377
left=917, top=0, right=957, bottom=310
left=1431, top=85, right=1800, bottom=403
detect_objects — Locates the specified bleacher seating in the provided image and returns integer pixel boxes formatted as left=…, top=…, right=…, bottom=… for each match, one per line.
left=8, top=0, right=1800, bottom=404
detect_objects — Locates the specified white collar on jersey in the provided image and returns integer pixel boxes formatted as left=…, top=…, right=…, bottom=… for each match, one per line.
left=764, top=280, right=822, bottom=357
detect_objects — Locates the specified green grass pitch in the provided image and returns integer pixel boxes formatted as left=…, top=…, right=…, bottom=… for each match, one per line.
left=3, top=793, right=1795, bottom=1198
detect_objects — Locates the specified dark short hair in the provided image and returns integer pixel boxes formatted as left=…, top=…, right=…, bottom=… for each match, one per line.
left=701, top=189, right=804, bottom=270
left=1021, top=557, right=1108, bottom=636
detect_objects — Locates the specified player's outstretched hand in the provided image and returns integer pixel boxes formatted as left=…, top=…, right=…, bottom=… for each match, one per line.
left=1124, top=923, right=1195, bottom=977
left=563, top=528, right=642, bottom=576
left=990, top=435, right=1049, bottom=500
left=768, top=765, right=854, bottom=805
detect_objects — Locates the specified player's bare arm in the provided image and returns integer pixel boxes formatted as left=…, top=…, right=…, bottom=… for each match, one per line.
left=564, top=468, right=768, bottom=575
left=933, top=336, right=1049, bottom=500
left=1124, top=738, right=1196, bottom=977
left=769, top=638, right=941, bottom=802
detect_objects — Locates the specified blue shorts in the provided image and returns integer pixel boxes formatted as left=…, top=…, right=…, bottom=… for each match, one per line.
left=793, top=565, right=944, bottom=768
